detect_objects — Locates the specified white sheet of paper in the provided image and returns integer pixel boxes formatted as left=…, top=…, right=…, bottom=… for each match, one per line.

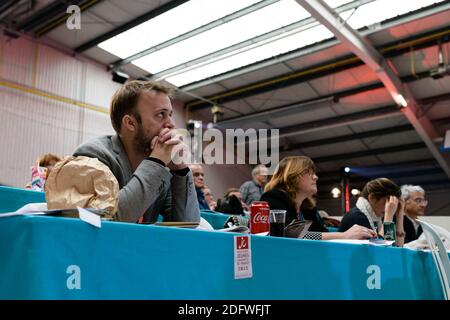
left=77, top=207, right=101, bottom=228
left=0, top=211, right=47, bottom=218
left=0, top=203, right=49, bottom=218
left=327, top=239, right=394, bottom=246
left=234, top=235, right=253, bottom=279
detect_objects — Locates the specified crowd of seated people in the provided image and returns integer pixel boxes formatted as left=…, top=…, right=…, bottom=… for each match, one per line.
left=25, top=81, right=430, bottom=245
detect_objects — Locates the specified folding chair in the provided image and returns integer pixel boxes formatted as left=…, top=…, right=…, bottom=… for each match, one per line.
left=418, top=220, right=450, bottom=300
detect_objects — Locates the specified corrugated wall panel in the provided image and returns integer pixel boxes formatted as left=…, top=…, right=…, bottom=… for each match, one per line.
left=0, top=34, right=114, bottom=187
left=85, top=63, right=121, bottom=108
left=37, top=43, right=83, bottom=99
left=1, top=37, right=35, bottom=86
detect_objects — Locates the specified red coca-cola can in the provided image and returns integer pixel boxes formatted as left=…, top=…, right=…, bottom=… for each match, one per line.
left=250, top=201, right=270, bottom=234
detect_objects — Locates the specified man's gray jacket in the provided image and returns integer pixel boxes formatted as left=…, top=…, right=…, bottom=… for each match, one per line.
left=73, top=135, right=200, bottom=223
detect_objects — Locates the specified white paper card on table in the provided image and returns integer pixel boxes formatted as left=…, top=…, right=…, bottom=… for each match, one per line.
left=234, top=235, right=253, bottom=279
left=77, top=207, right=101, bottom=228
left=327, top=239, right=395, bottom=246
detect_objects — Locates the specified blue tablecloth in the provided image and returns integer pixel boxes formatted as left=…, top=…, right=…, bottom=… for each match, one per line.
left=0, top=186, right=446, bottom=299
left=0, top=186, right=45, bottom=213
left=200, top=210, right=231, bottom=229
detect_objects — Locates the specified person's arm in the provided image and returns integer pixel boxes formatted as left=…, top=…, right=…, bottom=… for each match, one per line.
left=394, top=200, right=406, bottom=247
left=379, top=196, right=399, bottom=238
left=74, top=139, right=177, bottom=223
left=117, top=158, right=172, bottom=222
left=161, top=168, right=200, bottom=222
left=322, top=224, right=376, bottom=240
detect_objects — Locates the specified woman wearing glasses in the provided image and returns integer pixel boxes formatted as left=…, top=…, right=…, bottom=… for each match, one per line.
left=261, top=156, right=376, bottom=240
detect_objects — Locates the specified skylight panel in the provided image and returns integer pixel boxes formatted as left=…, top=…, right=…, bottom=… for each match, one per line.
left=342, top=0, right=444, bottom=30
left=98, top=0, right=445, bottom=88
left=133, top=0, right=310, bottom=74
left=98, top=0, right=261, bottom=59
left=325, top=0, right=355, bottom=7
left=165, top=25, right=333, bottom=87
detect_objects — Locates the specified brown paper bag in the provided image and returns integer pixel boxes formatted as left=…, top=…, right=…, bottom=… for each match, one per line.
left=45, top=156, right=118, bottom=219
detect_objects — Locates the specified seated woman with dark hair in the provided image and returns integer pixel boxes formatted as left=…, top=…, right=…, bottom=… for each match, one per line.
left=338, top=178, right=406, bottom=247
left=260, top=156, right=376, bottom=240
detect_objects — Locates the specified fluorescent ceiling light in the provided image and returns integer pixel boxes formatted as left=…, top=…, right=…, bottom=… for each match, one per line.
left=98, top=0, right=262, bottom=58
left=394, top=94, right=408, bottom=107
left=164, top=0, right=444, bottom=86
left=98, top=0, right=444, bottom=88
left=325, top=0, right=355, bottom=7
left=133, top=0, right=310, bottom=74
left=165, top=25, right=333, bottom=86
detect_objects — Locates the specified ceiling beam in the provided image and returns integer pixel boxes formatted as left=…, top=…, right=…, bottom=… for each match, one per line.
left=277, top=105, right=401, bottom=139
left=419, top=92, right=450, bottom=105
left=187, top=26, right=450, bottom=111
left=215, top=65, right=446, bottom=127
left=234, top=105, right=401, bottom=148
left=284, top=124, right=413, bottom=151
left=16, top=0, right=85, bottom=32
left=217, top=82, right=383, bottom=127
left=318, top=168, right=443, bottom=183
left=34, top=0, right=103, bottom=38
left=297, top=0, right=450, bottom=180
left=317, top=158, right=438, bottom=177
left=297, top=0, right=405, bottom=105
left=183, top=1, right=450, bottom=92
left=310, top=142, right=426, bottom=164
left=74, top=0, right=189, bottom=53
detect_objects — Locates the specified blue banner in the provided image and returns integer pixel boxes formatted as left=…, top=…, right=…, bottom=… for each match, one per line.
left=0, top=186, right=446, bottom=300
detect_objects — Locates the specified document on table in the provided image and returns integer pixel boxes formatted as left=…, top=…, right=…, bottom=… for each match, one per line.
left=326, top=239, right=395, bottom=246
left=0, top=203, right=103, bottom=228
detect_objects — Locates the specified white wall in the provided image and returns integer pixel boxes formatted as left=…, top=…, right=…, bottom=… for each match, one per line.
left=0, top=34, right=118, bottom=187
left=0, top=33, right=251, bottom=194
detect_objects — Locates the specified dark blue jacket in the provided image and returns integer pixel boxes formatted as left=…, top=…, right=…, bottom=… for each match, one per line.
left=196, top=187, right=209, bottom=210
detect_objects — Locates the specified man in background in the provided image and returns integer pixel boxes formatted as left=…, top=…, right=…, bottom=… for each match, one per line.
left=239, top=164, right=268, bottom=206
left=401, top=184, right=427, bottom=243
left=189, top=164, right=209, bottom=210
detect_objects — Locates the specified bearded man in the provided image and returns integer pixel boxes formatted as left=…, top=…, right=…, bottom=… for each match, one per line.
left=73, top=80, right=199, bottom=223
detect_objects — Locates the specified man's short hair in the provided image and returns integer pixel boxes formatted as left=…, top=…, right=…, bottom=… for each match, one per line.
left=110, top=80, right=174, bottom=133
left=252, top=164, right=267, bottom=178
left=401, top=184, right=425, bottom=201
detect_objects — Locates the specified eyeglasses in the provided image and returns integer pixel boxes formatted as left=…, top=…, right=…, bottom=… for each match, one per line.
left=412, top=198, right=428, bottom=205
left=302, top=170, right=316, bottom=177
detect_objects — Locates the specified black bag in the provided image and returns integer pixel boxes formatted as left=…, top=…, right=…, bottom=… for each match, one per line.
left=216, top=195, right=245, bottom=216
